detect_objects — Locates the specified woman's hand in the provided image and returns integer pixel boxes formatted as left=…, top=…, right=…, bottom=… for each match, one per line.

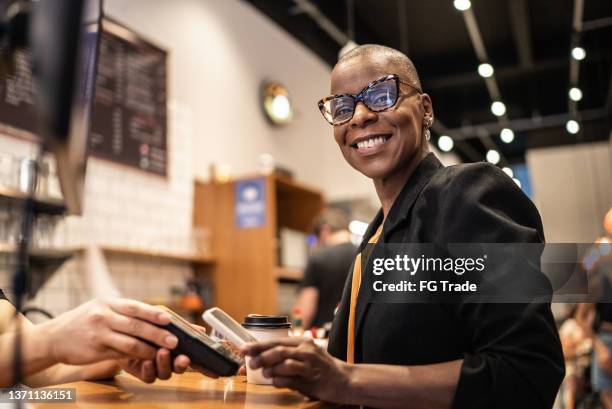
left=39, top=298, right=179, bottom=366
left=242, top=337, right=352, bottom=402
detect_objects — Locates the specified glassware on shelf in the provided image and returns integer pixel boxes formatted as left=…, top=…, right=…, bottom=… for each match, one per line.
left=17, top=157, right=38, bottom=194
left=32, top=215, right=58, bottom=249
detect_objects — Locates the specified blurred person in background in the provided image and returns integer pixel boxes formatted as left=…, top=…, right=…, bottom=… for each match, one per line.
left=577, top=208, right=612, bottom=408
left=559, top=304, right=592, bottom=409
left=0, top=290, right=210, bottom=387
left=293, top=208, right=356, bottom=329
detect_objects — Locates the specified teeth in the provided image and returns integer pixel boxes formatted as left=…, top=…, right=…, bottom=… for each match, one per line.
left=356, top=136, right=386, bottom=149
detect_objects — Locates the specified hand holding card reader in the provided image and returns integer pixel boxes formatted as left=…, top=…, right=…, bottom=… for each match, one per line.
left=202, top=307, right=258, bottom=347
left=155, top=306, right=242, bottom=376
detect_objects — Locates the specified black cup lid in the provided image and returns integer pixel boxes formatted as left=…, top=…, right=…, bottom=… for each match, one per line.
left=242, top=315, right=291, bottom=329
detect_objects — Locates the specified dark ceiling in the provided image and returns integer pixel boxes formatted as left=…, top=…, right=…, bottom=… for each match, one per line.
left=243, top=0, right=612, bottom=165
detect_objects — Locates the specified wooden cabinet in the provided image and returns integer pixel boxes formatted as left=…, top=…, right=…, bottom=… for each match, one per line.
left=193, top=174, right=323, bottom=321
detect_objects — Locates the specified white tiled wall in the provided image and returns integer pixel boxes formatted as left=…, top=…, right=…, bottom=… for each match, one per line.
left=0, top=101, right=197, bottom=317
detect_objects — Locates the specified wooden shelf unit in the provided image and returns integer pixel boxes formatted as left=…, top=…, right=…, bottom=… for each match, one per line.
left=100, top=245, right=215, bottom=264
left=0, top=184, right=66, bottom=215
left=193, top=174, right=323, bottom=321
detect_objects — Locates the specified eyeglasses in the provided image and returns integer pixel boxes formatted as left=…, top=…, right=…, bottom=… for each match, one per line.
left=317, top=74, right=422, bottom=126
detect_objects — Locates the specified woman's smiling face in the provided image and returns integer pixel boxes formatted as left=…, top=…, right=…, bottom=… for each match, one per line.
left=330, top=53, right=433, bottom=181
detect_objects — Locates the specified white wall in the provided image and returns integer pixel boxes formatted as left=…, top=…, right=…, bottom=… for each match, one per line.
left=104, top=0, right=461, bottom=204
left=527, top=141, right=611, bottom=242
left=103, top=0, right=378, bottom=202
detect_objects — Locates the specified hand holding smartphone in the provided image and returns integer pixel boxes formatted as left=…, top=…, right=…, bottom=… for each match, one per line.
left=155, top=306, right=242, bottom=376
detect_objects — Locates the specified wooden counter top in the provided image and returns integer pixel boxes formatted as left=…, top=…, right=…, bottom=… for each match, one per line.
left=31, top=373, right=337, bottom=409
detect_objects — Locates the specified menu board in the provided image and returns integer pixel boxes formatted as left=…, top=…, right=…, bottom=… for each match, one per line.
left=0, top=48, right=38, bottom=139
left=89, top=19, right=168, bottom=176
left=0, top=18, right=168, bottom=176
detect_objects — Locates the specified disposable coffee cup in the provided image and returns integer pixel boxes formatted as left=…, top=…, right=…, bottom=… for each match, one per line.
left=243, top=315, right=291, bottom=385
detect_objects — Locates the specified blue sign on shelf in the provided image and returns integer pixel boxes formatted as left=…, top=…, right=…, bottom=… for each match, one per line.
left=235, top=178, right=266, bottom=229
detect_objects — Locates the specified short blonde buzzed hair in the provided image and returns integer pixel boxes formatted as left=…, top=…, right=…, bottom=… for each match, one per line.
left=336, top=44, right=422, bottom=90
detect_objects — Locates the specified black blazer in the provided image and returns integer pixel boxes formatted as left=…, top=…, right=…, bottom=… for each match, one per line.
left=327, top=153, right=564, bottom=409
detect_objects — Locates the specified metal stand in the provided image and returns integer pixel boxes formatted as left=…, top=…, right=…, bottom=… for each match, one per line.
left=10, top=152, right=41, bottom=409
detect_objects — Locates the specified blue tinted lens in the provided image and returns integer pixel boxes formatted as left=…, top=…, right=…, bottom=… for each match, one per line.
left=329, top=96, right=355, bottom=124
left=364, top=79, right=397, bottom=111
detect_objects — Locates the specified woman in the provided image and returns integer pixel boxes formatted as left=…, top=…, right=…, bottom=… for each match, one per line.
left=243, top=44, right=565, bottom=409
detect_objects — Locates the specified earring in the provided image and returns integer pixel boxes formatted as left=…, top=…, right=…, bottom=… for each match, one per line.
left=423, top=116, right=432, bottom=141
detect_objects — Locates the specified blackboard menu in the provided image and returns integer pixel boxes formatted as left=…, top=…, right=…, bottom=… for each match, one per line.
left=89, top=19, right=167, bottom=176
left=0, top=18, right=168, bottom=176
left=0, top=48, right=38, bottom=139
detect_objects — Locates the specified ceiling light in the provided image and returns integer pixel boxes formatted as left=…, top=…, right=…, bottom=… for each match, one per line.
left=513, top=178, right=522, bottom=188
left=500, top=128, right=515, bottom=144
left=502, top=167, right=514, bottom=178
left=478, top=63, right=494, bottom=78
left=453, top=0, right=471, bottom=11
left=437, top=135, right=454, bottom=152
left=486, top=149, right=500, bottom=165
left=491, top=101, right=506, bottom=117
left=569, top=87, right=583, bottom=102
left=566, top=120, right=580, bottom=134
left=571, top=47, right=586, bottom=61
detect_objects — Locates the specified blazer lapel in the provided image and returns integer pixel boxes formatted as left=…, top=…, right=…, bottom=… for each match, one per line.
left=353, top=153, right=444, bottom=358
left=382, top=153, right=444, bottom=240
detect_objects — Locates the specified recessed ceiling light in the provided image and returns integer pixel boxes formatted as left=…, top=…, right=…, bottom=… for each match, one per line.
left=502, top=167, right=514, bottom=178
left=571, top=47, right=586, bottom=61
left=437, top=135, right=454, bottom=152
left=486, top=149, right=500, bottom=165
left=569, top=87, right=583, bottom=102
left=453, top=0, right=471, bottom=11
left=500, top=128, right=515, bottom=144
left=478, top=63, right=494, bottom=78
left=491, top=101, right=506, bottom=117
left=513, top=178, right=522, bottom=188
left=566, top=120, right=580, bottom=134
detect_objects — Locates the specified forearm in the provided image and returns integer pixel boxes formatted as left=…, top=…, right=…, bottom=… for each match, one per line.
left=24, top=361, right=120, bottom=387
left=0, top=322, right=57, bottom=387
left=343, top=359, right=463, bottom=409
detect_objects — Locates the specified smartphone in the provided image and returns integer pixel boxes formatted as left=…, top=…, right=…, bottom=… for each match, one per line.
left=202, top=307, right=257, bottom=347
left=156, top=306, right=242, bottom=376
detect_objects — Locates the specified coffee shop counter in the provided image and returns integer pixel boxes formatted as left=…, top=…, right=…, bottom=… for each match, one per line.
left=31, top=372, right=338, bottom=409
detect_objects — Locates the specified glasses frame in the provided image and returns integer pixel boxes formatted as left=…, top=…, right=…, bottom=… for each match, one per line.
left=317, top=74, right=423, bottom=126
